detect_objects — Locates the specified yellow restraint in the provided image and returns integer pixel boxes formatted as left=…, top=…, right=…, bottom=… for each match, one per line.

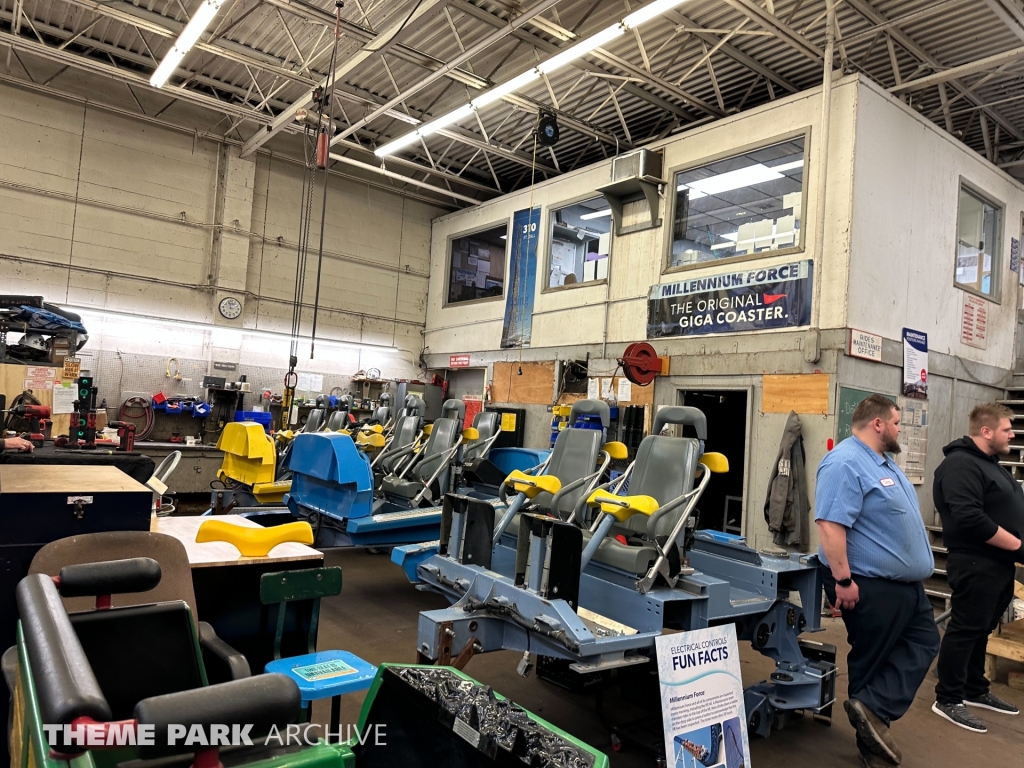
left=504, top=469, right=562, bottom=498
left=355, top=432, right=386, bottom=449
left=699, top=452, right=729, bottom=474
left=250, top=480, right=292, bottom=504
left=196, top=519, right=314, bottom=557
left=586, top=490, right=660, bottom=523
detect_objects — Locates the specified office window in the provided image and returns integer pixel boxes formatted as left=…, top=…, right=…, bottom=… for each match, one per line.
left=548, top=198, right=612, bottom=288
left=669, top=137, right=806, bottom=268
left=956, top=185, right=1001, bottom=297
left=447, top=224, right=507, bottom=304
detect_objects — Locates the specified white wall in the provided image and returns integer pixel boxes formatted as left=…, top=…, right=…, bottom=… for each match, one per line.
left=423, top=76, right=862, bottom=354
left=0, top=80, right=443, bottom=381
left=847, top=79, right=1024, bottom=367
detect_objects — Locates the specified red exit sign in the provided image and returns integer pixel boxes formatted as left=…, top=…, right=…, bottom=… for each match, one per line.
left=449, top=354, right=471, bottom=368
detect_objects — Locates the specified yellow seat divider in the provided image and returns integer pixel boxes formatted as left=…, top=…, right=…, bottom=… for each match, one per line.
left=602, top=441, right=629, bottom=460
left=462, top=427, right=480, bottom=441
left=504, top=470, right=562, bottom=498
left=251, top=479, right=292, bottom=504
left=196, top=519, right=314, bottom=557
left=586, top=491, right=660, bottom=523
left=699, top=452, right=729, bottom=474
left=355, top=432, right=386, bottom=449
left=216, top=422, right=277, bottom=487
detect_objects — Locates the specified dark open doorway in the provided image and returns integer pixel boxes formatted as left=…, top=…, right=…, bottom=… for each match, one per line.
left=677, top=389, right=748, bottom=534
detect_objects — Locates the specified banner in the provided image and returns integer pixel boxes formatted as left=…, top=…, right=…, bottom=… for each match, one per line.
left=902, top=328, right=928, bottom=399
left=501, top=207, right=541, bottom=349
left=656, top=625, right=751, bottom=768
left=648, top=260, right=813, bottom=338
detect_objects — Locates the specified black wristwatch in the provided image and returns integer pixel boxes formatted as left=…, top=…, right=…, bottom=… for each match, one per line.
left=837, top=576, right=853, bottom=588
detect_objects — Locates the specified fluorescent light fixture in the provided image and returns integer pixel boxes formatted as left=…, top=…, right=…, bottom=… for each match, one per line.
left=677, top=163, right=787, bottom=198
left=623, top=0, right=691, bottom=29
left=537, top=25, right=625, bottom=75
left=375, top=130, right=421, bottom=157
left=769, top=159, right=804, bottom=172
left=66, top=305, right=400, bottom=353
left=375, top=0, right=691, bottom=158
left=580, top=209, right=612, bottom=220
left=471, top=69, right=542, bottom=110
left=418, top=103, right=476, bottom=137
left=150, top=0, right=225, bottom=87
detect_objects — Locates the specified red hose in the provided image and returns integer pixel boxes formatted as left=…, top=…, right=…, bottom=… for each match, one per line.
left=119, top=397, right=154, bottom=440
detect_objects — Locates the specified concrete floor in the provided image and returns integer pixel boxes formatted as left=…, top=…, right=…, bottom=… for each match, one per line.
left=312, top=548, right=1022, bottom=767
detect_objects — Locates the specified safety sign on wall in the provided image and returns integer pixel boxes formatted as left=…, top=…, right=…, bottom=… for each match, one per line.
left=901, top=328, right=928, bottom=399
left=647, top=260, right=812, bottom=339
left=656, top=625, right=751, bottom=768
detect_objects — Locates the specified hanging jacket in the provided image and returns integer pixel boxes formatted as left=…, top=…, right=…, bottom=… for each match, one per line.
left=764, top=411, right=810, bottom=547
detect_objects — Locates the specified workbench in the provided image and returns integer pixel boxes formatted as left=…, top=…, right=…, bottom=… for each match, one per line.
left=152, top=514, right=324, bottom=681
left=0, top=444, right=155, bottom=483
left=135, top=441, right=223, bottom=494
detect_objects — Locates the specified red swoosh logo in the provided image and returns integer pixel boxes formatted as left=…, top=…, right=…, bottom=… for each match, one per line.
left=763, top=293, right=787, bottom=304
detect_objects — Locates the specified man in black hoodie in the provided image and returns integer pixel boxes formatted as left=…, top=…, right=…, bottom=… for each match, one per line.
left=932, top=403, right=1024, bottom=732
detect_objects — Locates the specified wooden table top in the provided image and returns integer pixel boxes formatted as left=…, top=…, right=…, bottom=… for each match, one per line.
left=0, top=464, right=150, bottom=494
left=152, top=514, right=322, bottom=568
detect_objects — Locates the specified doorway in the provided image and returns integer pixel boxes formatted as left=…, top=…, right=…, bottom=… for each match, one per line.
left=677, top=389, right=748, bottom=533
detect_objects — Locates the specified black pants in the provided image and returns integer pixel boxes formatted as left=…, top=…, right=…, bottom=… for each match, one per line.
left=935, top=552, right=1016, bottom=704
left=822, top=568, right=940, bottom=725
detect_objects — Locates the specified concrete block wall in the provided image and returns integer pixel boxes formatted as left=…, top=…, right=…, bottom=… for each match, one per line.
left=0, top=79, right=444, bottom=382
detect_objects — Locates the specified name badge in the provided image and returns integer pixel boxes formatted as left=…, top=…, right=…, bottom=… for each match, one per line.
left=880, top=478, right=896, bottom=487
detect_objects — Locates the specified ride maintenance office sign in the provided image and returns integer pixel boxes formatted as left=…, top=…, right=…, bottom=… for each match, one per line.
left=648, top=260, right=813, bottom=338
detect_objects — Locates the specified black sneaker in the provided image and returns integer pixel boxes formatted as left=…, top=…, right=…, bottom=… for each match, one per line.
left=931, top=701, right=987, bottom=733
left=966, top=692, right=1020, bottom=715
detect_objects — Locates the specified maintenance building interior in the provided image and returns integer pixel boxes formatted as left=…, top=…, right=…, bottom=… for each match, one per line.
left=1, top=0, right=1024, bottom=766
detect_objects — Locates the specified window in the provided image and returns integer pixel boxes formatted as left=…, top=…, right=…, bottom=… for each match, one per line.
left=669, top=137, right=806, bottom=268
left=547, top=198, right=611, bottom=288
left=956, top=184, right=1001, bottom=297
left=447, top=224, right=507, bottom=304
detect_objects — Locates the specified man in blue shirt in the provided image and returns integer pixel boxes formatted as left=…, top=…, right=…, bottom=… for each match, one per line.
left=816, top=395, right=940, bottom=768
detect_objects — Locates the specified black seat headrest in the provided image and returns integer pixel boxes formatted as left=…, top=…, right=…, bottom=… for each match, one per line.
left=57, top=558, right=162, bottom=597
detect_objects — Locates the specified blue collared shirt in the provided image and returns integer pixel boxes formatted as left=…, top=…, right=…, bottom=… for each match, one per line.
left=815, top=435, right=934, bottom=582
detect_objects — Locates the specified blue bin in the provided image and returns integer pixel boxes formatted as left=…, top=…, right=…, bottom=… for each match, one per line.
left=487, top=447, right=551, bottom=476
left=235, top=411, right=272, bottom=432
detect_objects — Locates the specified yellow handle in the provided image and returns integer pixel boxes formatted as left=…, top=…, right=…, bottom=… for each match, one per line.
left=586, top=491, right=660, bottom=522
left=504, top=469, right=562, bottom=498
left=422, top=424, right=433, bottom=436
left=196, top=520, right=314, bottom=557
left=463, top=427, right=480, bottom=441
left=356, top=432, right=386, bottom=449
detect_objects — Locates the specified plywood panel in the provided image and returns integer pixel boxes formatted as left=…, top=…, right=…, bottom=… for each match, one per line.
left=762, top=374, right=830, bottom=415
left=0, top=363, right=73, bottom=436
left=492, top=361, right=555, bottom=405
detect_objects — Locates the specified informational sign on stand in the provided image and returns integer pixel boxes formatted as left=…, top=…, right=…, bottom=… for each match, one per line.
left=901, top=328, right=928, bottom=399
left=656, top=625, right=751, bottom=768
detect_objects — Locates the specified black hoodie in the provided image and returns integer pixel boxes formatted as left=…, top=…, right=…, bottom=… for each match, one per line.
left=933, top=436, right=1024, bottom=565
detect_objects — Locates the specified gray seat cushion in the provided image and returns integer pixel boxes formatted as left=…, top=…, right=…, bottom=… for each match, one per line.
left=465, top=412, right=500, bottom=462
left=534, top=428, right=603, bottom=517
left=381, top=476, right=421, bottom=499
left=580, top=529, right=659, bottom=574
left=379, top=415, right=420, bottom=475
left=619, top=435, right=700, bottom=537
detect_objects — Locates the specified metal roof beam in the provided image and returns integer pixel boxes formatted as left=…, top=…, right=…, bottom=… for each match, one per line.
left=449, top=0, right=705, bottom=116
left=328, top=0, right=566, bottom=147
left=239, top=0, right=449, bottom=157
left=890, top=45, right=1024, bottom=93
left=985, top=0, right=1024, bottom=43
left=669, top=11, right=799, bottom=93
left=719, top=0, right=823, bottom=64
left=845, top=0, right=1021, bottom=140
left=264, top=0, right=487, bottom=89
left=843, top=0, right=974, bottom=45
